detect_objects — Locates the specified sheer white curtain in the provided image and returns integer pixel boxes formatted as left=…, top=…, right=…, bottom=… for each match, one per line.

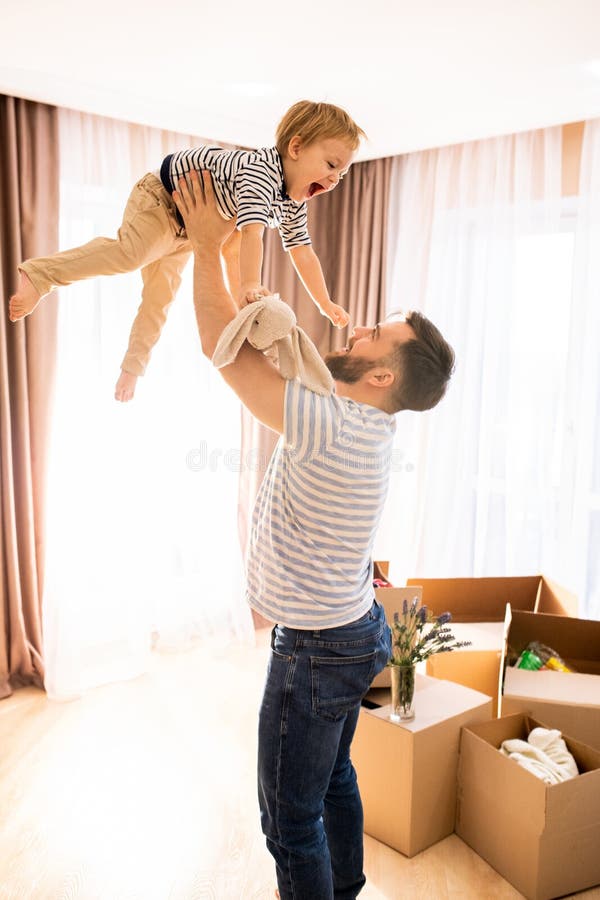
left=375, top=124, right=599, bottom=619
left=43, top=110, right=252, bottom=700
left=566, top=119, right=600, bottom=619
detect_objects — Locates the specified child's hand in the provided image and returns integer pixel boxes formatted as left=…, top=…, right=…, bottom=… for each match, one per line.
left=239, top=283, right=271, bottom=306
left=322, top=301, right=350, bottom=329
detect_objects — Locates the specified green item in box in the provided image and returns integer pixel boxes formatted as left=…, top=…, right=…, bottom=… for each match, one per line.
left=516, top=649, right=544, bottom=670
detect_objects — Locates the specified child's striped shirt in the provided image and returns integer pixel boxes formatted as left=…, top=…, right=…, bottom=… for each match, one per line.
left=160, top=146, right=311, bottom=251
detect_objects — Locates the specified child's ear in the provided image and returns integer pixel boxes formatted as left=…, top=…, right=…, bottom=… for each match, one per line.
left=287, top=135, right=302, bottom=160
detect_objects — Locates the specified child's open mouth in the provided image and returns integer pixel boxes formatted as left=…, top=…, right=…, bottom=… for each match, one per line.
left=308, top=182, right=326, bottom=198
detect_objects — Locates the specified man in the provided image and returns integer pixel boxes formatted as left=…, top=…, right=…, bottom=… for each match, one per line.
left=173, top=171, right=455, bottom=900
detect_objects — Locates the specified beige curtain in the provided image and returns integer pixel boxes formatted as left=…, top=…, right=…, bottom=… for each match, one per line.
left=0, top=96, right=59, bottom=699
left=238, top=156, right=393, bottom=625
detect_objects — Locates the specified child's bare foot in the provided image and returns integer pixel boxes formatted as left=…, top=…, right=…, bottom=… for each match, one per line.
left=114, top=370, right=138, bottom=402
left=9, top=270, right=43, bottom=321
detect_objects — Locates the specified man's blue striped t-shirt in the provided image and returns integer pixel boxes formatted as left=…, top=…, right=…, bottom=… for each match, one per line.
left=246, top=380, right=396, bottom=629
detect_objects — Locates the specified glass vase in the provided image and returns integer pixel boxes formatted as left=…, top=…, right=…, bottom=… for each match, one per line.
left=390, top=664, right=416, bottom=722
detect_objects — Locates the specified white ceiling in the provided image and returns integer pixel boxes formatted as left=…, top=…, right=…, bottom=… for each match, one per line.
left=2, top=0, right=600, bottom=160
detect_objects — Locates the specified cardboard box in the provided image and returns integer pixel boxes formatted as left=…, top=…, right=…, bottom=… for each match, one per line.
left=404, top=576, right=577, bottom=714
left=370, top=586, right=423, bottom=688
left=407, top=575, right=578, bottom=622
left=352, top=674, right=492, bottom=857
left=426, top=632, right=504, bottom=714
left=456, top=714, right=600, bottom=900
left=501, top=609, right=600, bottom=749
left=373, top=560, right=390, bottom=581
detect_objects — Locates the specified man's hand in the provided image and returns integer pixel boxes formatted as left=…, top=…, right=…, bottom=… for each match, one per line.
left=172, top=168, right=286, bottom=434
left=173, top=171, right=235, bottom=249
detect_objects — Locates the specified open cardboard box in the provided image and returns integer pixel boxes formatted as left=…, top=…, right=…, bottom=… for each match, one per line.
left=456, top=713, right=600, bottom=900
left=501, top=608, right=600, bottom=749
left=405, top=576, right=578, bottom=714
left=352, top=674, right=492, bottom=857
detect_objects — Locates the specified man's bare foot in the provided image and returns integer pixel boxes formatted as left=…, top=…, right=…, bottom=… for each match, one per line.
left=9, top=270, right=43, bottom=321
left=114, top=370, right=138, bottom=402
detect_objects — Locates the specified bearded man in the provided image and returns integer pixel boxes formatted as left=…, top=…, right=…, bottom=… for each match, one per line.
left=173, top=171, right=455, bottom=900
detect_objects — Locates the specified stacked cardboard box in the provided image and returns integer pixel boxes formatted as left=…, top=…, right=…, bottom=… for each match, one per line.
left=407, top=575, right=577, bottom=714
left=352, top=674, right=492, bottom=857
left=362, top=565, right=600, bottom=895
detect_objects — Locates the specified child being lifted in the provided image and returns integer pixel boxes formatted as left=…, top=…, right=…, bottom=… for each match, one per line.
left=9, top=101, right=364, bottom=401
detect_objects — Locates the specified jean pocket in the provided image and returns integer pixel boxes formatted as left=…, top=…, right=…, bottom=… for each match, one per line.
left=270, top=625, right=293, bottom=661
left=310, top=652, right=377, bottom=722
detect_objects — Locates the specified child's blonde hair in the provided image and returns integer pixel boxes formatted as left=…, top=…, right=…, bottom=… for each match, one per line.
left=276, top=101, right=366, bottom=157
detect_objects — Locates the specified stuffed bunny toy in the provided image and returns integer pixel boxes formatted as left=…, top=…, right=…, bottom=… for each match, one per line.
left=212, top=294, right=334, bottom=396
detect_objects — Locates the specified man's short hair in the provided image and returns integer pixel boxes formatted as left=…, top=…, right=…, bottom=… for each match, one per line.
left=387, top=311, right=455, bottom=413
left=276, top=101, right=366, bottom=157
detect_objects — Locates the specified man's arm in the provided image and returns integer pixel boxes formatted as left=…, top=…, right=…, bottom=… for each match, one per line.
left=173, top=171, right=285, bottom=434
left=221, top=228, right=242, bottom=299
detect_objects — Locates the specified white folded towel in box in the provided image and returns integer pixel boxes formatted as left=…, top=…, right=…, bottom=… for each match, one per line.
left=500, top=727, right=579, bottom=785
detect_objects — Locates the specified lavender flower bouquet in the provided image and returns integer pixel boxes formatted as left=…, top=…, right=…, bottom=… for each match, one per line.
left=388, top=597, right=471, bottom=721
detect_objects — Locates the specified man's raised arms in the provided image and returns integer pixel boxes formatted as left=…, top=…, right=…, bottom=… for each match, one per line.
left=173, top=171, right=285, bottom=434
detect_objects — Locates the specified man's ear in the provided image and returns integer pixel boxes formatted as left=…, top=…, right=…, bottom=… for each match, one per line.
left=366, top=368, right=395, bottom=389
left=287, top=135, right=302, bottom=160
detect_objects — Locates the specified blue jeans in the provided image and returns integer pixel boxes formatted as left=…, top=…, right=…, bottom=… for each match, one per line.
left=258, top=600, right=391, bottom=900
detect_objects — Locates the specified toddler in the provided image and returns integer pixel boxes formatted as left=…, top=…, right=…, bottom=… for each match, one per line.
left=9, top=101, right=365, bottom=401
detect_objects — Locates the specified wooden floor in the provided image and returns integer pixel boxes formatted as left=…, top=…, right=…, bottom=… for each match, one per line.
left=0, top=631, right=598, bottom=900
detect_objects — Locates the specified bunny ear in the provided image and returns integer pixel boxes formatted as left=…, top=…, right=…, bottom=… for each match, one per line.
left=212, top=301, right=267, bottom=368
left=292, top=328, right=334, bottom=395
left=273, top=335, right=297, bottom=380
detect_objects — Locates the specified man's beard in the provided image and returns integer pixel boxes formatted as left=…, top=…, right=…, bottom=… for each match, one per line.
left=324, top=351, right=380, bottom=384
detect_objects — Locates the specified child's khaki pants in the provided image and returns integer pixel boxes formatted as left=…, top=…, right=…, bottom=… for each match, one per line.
left=21, top=173, right=191, bottom=376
